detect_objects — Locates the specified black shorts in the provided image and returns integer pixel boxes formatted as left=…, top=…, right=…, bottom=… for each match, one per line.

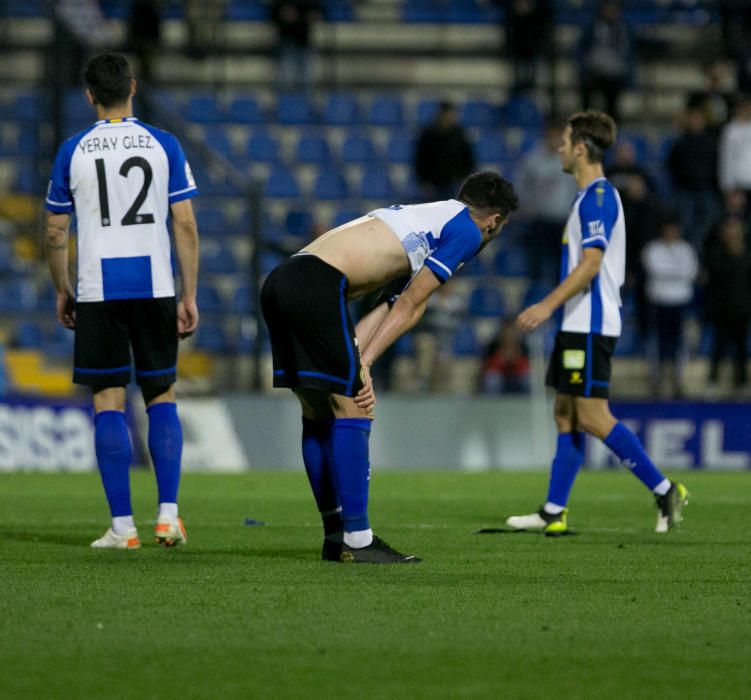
left=261, top=254, right=364, bottom=396
left=74, top=297, right=178, bottom=390
left=545, top=331, right=617, bottom=399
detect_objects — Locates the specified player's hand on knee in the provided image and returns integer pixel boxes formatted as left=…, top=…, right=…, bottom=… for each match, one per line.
left=355, top=366, right=376, bottom=414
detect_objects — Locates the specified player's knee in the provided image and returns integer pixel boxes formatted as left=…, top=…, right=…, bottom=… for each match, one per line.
left=142, top=384, right=175, bottom=407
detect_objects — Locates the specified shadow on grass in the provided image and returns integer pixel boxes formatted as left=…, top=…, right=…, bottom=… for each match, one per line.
left=0, top=527, right=88, bottom=547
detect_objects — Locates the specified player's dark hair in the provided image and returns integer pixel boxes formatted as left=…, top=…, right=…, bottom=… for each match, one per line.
left=568, top=110, right=617, bottom=163
left=457, top=171, right=519, bottom=219
left=84, top=53, right=133, bottom=108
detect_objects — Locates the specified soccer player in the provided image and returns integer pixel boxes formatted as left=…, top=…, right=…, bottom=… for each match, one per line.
left=261, top=172, right=519, bottom=563
left=45, top=53, right=199, bottom=549
left=507, top=111, right=689, bottom=535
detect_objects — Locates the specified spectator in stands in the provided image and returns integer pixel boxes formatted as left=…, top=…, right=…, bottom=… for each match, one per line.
left=606, top=141, right=661, bottom=340
left=718, top=94, right=751, bottom=223
left=414, top=102, right=475, bottom=201
left=577, top=0, right=634, bottom=121
left=688, top=61, right=733, bottom=132
left=641, top=216, right=698, bottom=399
left=185, top=0, right=227, bottom=59
left=667, top=102, right=720, bottom=247
left=516, top=122, right=577, bottom=286
left=494, top=0, right=554, bottom=93
left=478, top=318, right=530, bottom=394
left=702, top=215, right=751, bottom=395
left=271, top=0, right=322, bottom=92
left=127, top=0, right=162, bottom=84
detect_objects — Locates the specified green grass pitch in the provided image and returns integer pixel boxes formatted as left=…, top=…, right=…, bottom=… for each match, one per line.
left=1, top=470, right=749, bottom=699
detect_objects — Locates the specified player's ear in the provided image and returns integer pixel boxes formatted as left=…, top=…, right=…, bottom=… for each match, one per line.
left=85, top=89, right=96, bottom=106
left=130, top=79, right=137, bottom=97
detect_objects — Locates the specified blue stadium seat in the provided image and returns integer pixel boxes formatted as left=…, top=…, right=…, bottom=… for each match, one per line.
left=493, top=248, right=530, bottom=277
left=203, top=125, right=234, bottom=159
left=501, top=95, right=543, bottom=128
left=265, top=165, right=300, bottom=198
left=323, top=93, right=361, bottom=126
left=201, top=243, right=238, bottom=275
left=48, top=324, right=74, bottom=356
left=196, top=285, right=224, bottom=314
left=226, top=0, right=270, bottom=20
left=226, top=97, right=265, bottom=124
left=393, top=332, right=415, bottom=356
left=322, top=0, right=354, bottom=21
left=261, top=251, right=286, bottom=275
left=360, top=169, right=396, bottom=201
left=341, top=133, right=377, bottom=163
left=185, top=95, right=224, bottom=124
left=461, top=100, right=500, bottom=128
left=474, top=131, right=510, bottom=164
left=331, top=209, right=361, bottom=228
left=193, top=323, right=232, bottom=353
left=276, top=93, right=316, bottom=125
left=417, top=99, right=440, bottom=125
left=457, top=254, right=486, bottom=277
left=451, top=323, right=479, bottom=356
left=387, top=132, right=415, bottom=164
left=13, top=163, right=39, bottom=194
left=196, top=207, right=230, bottom=236
left=313, top=170, right=349, bottom=200
left=0, top=279, right=37, bottom=313
left=468, top=286, right=505, bottom=318
left=522, top=282, right=552, bottom=309
left=368, top=96, right=404, bottom=127
left=229, top=285, right=255, bottom=314
left=15, top=321, right=45, bottom=349
left=295, top=134, right=332, bottom=164
left=285, top=209, right=313, bottom=238
left=247, top=133, right=281, bottom=163
left=12, top=93, right=43, bottom=121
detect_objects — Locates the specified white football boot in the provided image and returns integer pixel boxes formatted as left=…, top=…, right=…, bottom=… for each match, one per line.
left=154, top=515, right=187, bottom=547
left=91, top=527, right=141, bottom=549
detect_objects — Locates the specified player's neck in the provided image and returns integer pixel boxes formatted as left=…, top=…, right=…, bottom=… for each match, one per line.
left=573, top=163, right=605, bottom=190
left=95, top=100, right=135, bottom=122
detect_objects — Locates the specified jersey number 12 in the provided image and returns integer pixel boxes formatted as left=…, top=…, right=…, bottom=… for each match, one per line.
left=95, top=157, right=155, bottom=227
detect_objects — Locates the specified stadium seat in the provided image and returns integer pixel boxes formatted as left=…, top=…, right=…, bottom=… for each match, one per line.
left=313, top=170, right=349, bottom=200
left=226, top=96, right=265, bottom=124
left=285, top=209, right=313, bottom=238
left=226, top=0, right=270, bottom=20
left=360, top=169, right=397, bottom=201
left=522, top=282, right=552, bottom=309
left=474, top=131, right=510, bottom=165
left=196, top=285, right=224, bottom=314
left=393, top=332, right=415, bottom=356
left=341, top=133, right=377, bottom=164
left=457, top=254, right=486, bottom=277
left=0, top=279, right=38, bottom=313
left=468, top=286, right=505, bottom=318
left=15, top=321, right=45, bottom=349
left=11, top=93, right=43, bottom=121
left=193, top=323, right=232, bottom=353
left=247, top=134, right=281, bottom=163
left=331, top=208, right=361, bottom=228
left=196, top=207, right=230, bottom=236
left=323, top=93, right=361, bottom=126
left=264, top=165, right=300, bottom=198
left=201, top=243, right=238, bottom=275
left=185, top=95, right=224, bottom=124
left=493, top=248, right=530, bottom=277
left=451, top=323, right=480, bottom=356
left=368, top=96, right=404, bottom=127
left=386, top=132, right=415, bottom=164
left=48, top=324, right=75, bottom=356
left=229, top=285, right=255, bottom=314
left=417, top=99, right=440, bottom=125
left=461, top=100, right=500, bottom=128
left=501, top=95, right=543, bottom=128
left=203, top=125, right=235, bottom=159
left=64, top=89, right=92, bottom=124
left=276, top=93, right=316, bottom=125
left=295, top=134, right=332, bottom=164
left=261, top=251, right=286, bottom=275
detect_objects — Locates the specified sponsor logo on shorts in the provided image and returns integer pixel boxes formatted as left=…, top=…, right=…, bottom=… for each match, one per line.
left=569, top=371, right=583, bottom=385
left=563, top=349, right=586, bottom=370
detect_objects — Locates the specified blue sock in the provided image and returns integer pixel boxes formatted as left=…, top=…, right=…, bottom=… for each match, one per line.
left=147, top=402, right=183, bottom=505
left=604, top=422, right=666, bottom=490
left=302, top=417, right=342, bottom=536
left=546, top=432, right=585, bottom=508
left=94, top=410, right=133, bottom=517
left=328, top=418, right=371, bottom=533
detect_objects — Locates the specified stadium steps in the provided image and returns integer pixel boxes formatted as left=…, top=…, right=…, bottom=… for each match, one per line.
left=4, top=350, right=75, bottom=396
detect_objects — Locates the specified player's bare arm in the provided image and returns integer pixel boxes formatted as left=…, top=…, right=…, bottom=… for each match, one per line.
left=517, top=248, right=604, bottom=332
left=355, top=302, right=390, bottom=350
left=171, top=199, right=200, bottom=338
left=45, top=212, right=76, bottom=329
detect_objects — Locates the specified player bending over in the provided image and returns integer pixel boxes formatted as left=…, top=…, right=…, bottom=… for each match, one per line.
left=45, top=54, right=199, bottom=549
left=508, top=110, right=688, bottom=535
left=262, top=172, right=519, bottom=563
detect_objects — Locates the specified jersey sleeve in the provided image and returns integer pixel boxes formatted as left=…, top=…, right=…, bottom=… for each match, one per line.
left=45, top=140, right=76, bottom=214
left=424, top=208, right=482, bottom=283
left=578, top=183, right=618, bottom=251
left=166, top=134, right=199, bottom=203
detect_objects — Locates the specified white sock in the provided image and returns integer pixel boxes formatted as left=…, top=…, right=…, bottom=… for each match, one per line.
left=653, top=479, right=671, bottom=496
left=344, top=528, right=373, bottom=548
left=544, top=502, right=565, bottom=515
left=112, top=515, right=135, bottom=535
left=158, top=503, right=179, bottom=520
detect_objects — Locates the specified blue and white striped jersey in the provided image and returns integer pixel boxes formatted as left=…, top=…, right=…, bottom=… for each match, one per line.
left=368, top=200, right=482, bottom=283
left=559, top=177, right=625, bottom=337
left=46, top=117, right=198, bottom=302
